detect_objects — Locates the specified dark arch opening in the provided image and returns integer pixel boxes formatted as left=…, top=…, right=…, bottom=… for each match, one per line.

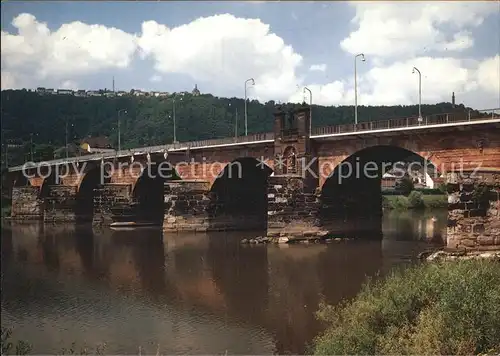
left=12, top=173, right=30, bottom=187
left=76, top=165, right=107, bottom=223
left=320, top=145, right=438, bottom=238
left=39, top=173, right=56, bottom=199
left=208, top=157, right=273, bottom=231
left=131, top=162, right=181, bottom=225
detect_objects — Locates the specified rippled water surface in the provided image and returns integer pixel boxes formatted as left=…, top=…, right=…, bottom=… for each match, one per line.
left=1, top=210, right=446, bottom=354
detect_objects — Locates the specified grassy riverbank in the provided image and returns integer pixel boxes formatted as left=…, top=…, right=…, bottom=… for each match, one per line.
left=382, top=191, right=447, bottom=210
left=313, top=259, right=500, bottom=355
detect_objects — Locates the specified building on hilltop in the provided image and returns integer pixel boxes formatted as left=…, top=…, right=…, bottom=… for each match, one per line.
left=36, top=87, right=56, bottom=95
left=80, top=136, right=114, bottom=153
left=57, top=89, right=74, bottom=95
left=53, top=143, right=88, bottom=158
left=192, top=84, right=200, bottom=96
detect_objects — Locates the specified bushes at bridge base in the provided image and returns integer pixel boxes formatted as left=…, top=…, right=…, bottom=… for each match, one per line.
left=382, top=194, right=447, bottom=210
left=313, top=260, right=500, bottom=355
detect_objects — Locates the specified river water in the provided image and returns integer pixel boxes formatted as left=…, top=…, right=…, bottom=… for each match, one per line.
left=1, top=210, right=447, bottom=355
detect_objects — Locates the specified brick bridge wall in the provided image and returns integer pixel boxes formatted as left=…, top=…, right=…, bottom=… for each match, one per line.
left=315, top=128, right=500, bottom=189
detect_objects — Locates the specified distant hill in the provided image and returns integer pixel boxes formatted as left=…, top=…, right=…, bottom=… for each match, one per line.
left=1, top=89, right=473, bottom=167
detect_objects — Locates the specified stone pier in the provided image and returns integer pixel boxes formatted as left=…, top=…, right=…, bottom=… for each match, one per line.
left=447, top=172, right=500, bottom=250
left=266, top=176, right=321, bottom=237
left=93, top=184, right=132, bottom=225
left=163, top=181, right=212, bottom=232
left=44, top=186, right=77, bottom=222
left=11, top=187, right=44, bottom=221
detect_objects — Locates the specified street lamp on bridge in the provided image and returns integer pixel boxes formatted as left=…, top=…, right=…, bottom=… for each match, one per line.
left=412, top=66, right=423, bottom=122
left=303, top=86, right=312, bottom=135
left=354, top=53, right=366, bottom=125
left=244, top=78, right=255, bottom=136
left=172, top=97, right=183, bottom=143
left=117, top=109, right=127, bottom=151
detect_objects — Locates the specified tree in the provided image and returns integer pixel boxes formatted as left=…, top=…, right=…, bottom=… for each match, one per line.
left=396, top=176, right=414, bottom=196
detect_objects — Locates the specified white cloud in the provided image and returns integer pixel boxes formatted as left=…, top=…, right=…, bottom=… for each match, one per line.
left=1, top=71, right=20, bottom=90
left=309, top=64, right=327, bottom=72
left=136, top=13, right=303, bottom=101
left=340, top=2, right=497, bottom=59
left=149, top=74, right=163, bottom=83
left=60, top=80, right=79, bottom=90
left=476, top=55, right=500, bottom=95
left=289, top=56, right=499, bottom=109
left=1, top=13, right=137, bottom=83
left=288, top=2, right=499, bottom=109
left=289, top=80, right=352, bottom=106
left=1, top=7, right=497, bottom=109
left=361, top=57, right=475, bottom=106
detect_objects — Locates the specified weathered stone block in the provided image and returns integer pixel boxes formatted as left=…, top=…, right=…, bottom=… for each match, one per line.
left=472, top=223, right=485, bottom=234
left=470, top=209, right=487, bottom=217
left=461, top=239, right=477, bottom=248
left=478, top=235, right=496, bottom=246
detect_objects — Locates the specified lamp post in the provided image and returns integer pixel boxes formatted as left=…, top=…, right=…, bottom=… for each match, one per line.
left=65, top=119, right=68, bottom=158
left=244, top=78, right=255, bottom=136
left=30, top=133, right=33, bottom=161
left=117, top=109, right=127, bottom=151
left=303, top=87, right=312, bottom=135
left=229, top=103, right=238, bottom=138
left=354, top=53, right=365, bottom=125
left=172, top=97, right=182, bottom=143
left=412, top=67, right=422, bottom=122
left=173, top=98, right=177, bottom=143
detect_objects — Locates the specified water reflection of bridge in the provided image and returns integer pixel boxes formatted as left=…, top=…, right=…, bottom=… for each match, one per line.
left=1, top=220, right=441, bottom=354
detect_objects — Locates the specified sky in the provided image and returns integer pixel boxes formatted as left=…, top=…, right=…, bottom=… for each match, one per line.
left=1, top=1, right=499, bottom=109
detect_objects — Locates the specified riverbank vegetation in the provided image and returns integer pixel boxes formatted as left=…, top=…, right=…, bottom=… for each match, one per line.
left=1, top=328, right=32, bottom=355
left=382, top=192, right=447, bottom=210
left=313, top=259, right=500, bottom=355
left=383, top=178, right=447, bottom=210
left=1, top=327, right=108, bottom=355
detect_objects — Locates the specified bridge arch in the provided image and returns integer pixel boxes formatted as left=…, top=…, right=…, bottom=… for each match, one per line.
left=132, top=162, right=181, bottom=224
left=208, top=157, right=273, bottom=230
left=39, top=172, right=57, bottom=199
left=320, top=145, right=441, bottom=228
left=12, top=172, right=30, bottom=187
left=75, top=164, right=108, bottom=221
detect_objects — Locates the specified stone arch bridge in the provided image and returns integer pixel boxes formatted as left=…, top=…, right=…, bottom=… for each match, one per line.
left=7, top=105, right=500, bottom=250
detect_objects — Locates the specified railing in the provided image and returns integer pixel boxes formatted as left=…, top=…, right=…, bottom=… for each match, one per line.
left=126, top=131, right=274, bottom=153
left=311, top=108, right=500, bottom=136
left=7, top=108, right=499, bottom=172
left=7, top=131, right=275, bottom=171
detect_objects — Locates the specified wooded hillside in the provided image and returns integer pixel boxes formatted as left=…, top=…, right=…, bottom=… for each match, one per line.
left=1, top=89, right=470, bottom=166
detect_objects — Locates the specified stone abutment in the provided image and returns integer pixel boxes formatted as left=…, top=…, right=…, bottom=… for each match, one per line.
left=446, top=172, right=500, bottom=250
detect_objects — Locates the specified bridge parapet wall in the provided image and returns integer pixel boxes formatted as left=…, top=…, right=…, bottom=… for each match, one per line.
left=447, top=172, right=500, bottom=250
